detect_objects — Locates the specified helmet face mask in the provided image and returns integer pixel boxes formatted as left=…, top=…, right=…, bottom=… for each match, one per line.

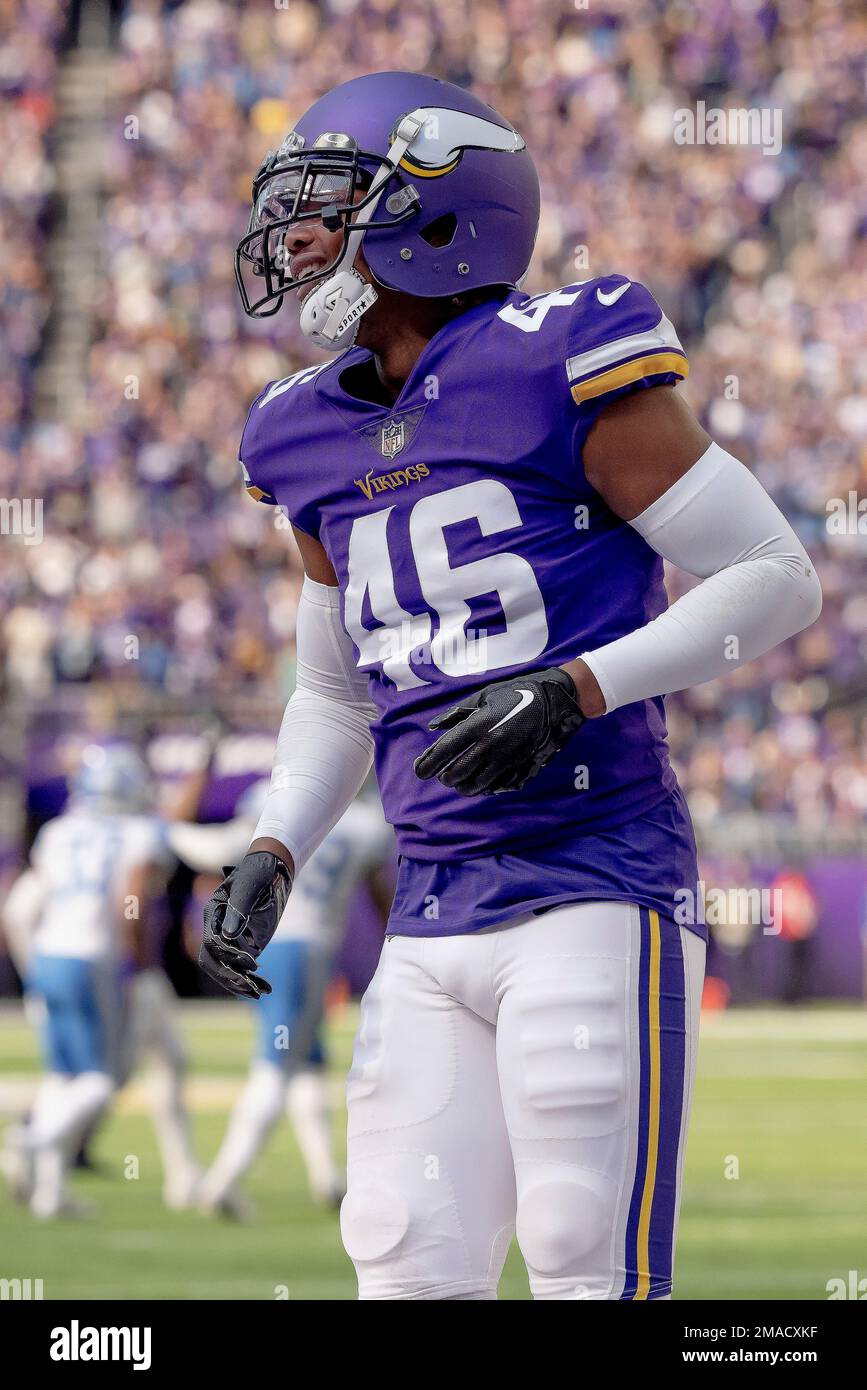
left=235, top=73, right=541, bottom=325
left=235, top=145, right=403, bottom=318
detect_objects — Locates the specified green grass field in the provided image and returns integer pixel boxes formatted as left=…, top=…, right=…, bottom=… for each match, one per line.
left=1, top=1003, right=865, bottom=1300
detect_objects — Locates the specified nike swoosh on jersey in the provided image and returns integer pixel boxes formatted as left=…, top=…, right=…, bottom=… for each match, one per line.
left=596, top=282, right=632, bottom=307
left=489, top=688, right=535, bottom=732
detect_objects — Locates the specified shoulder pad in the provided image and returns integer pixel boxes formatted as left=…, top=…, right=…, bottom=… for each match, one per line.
left=564, top=275, right=688, bottom=406
left=238, top=362, right=330, bottom=505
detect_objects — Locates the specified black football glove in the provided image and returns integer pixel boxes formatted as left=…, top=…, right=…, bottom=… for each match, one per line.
left=199, top=851, right=293, bottom=999
left=413, top=667, right=586, bottom=797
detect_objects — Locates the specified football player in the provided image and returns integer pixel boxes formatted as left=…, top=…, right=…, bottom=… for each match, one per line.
left=171, top=782, right=392, bottom=1212
left=2, top=745, right=200, bottom=1216
left=205, top=72, right=822, bottom=1299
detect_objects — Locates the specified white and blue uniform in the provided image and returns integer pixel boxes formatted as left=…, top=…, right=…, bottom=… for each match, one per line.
left=258, top=799, right=393, bottom=1069
left=173, top=793, right=393, bottom=1210
left=27, top=809, right=168, bottom=1077
left=171, top=796, right=392, bottom=1069
left=2, top=745, right=190, bottom=1221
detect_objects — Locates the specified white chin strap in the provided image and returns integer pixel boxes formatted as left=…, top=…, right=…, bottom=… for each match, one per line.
left=299, top=267, right=378, bottom=352
left=298, top=111, right=425, bottom=352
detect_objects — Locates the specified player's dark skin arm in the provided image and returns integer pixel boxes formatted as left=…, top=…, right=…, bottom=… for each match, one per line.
left=120, top=859, right=169, bottom=970
left=162, top=720, right=225, bottom=821
left=563, top=386, right=711, bottom=715
left=364, top=861, right=395, bottom=923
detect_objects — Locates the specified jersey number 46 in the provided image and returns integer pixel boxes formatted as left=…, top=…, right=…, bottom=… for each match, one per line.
left=343, top=479, right=549, bottom=690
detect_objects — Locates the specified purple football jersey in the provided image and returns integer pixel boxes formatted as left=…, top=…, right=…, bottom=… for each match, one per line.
left=241, top=277, right=699, bottom=930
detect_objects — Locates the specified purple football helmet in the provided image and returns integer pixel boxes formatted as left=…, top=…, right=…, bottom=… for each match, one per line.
left=235, top=70, right=540, bottom=322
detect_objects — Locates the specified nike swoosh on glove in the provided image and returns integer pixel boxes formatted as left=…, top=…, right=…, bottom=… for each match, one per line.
left=413, top=667, right=586, bottom=797
left=199, top=851, right=293, bottom=999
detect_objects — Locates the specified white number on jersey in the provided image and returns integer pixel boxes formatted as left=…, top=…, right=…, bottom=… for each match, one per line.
left=496, top=287, right=584, bottom=333
left=257, top=362, right=330, bottom=409
left=343, top=479, right=549, bottom=690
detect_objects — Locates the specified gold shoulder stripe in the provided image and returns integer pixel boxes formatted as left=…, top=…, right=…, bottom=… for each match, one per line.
left=245, top=483, right=273, bottom=502
left=570, top=351, right=688, bottom=405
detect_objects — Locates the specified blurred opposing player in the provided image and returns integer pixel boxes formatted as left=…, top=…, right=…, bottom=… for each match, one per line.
left=205, top=72, right=822, bottom=1298
left=2, top=745, right=200, bottom=1216
left=170, top=784, right=392, bottom=1211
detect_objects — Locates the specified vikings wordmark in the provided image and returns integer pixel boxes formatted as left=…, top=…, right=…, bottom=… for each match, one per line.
left=353, top=462, right=430, bottom=500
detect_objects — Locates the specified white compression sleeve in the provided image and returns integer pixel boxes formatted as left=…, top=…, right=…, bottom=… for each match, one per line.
left=3, top=868, right=44, bottom=976
left=167, top=821, right=252, bottom=876
left=252, top=577, right=375, bottom=872
left=579, top=442, right=823, bottom=713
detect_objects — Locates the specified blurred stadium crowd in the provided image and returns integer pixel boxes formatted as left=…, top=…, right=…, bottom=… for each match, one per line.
left=1, top=0, right=866, bottom=837
left=0, top=0, right=61, bottom=449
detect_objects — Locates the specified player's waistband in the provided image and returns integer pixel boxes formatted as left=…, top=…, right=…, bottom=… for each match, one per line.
left=386, top=786, right=701, bottom=941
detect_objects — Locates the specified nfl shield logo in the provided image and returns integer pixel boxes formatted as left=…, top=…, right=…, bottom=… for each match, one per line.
left=380, top=419, right=405, bottom=459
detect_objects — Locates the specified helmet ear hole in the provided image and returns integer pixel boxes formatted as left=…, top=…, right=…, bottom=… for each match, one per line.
left=419, top=212, right=458, bottom=248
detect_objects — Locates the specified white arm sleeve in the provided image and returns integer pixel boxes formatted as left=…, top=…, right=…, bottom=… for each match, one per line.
left=2, top=868, right=45, bottom=975
left=579, top=442, right=823, bottom=713
left=252, top=577, right=375, bottom=872
left=167, top=821, right=252, bottom=875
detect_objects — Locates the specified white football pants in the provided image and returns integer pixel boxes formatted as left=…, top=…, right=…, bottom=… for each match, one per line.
left=127, top=968, right=201, bottom=1207
left=341, top=900, right=704, bottom=1300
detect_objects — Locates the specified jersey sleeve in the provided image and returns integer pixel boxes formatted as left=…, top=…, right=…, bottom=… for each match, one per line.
left=7, top=866, right=45, bottom=928
left=237, top=374, right=324, bottom=537
left=565, top=276, right=688, bottom=413
left=239, top=383, right=279, bottom=506
left=123, top=816, right=174, bottom=872
left=3, top=868, right=44, bottom=974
